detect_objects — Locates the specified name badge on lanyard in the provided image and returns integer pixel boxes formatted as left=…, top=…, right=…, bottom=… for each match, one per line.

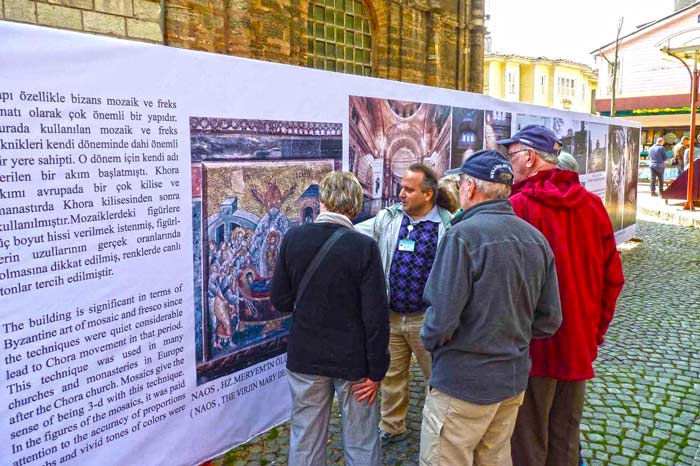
left=398, top=224, right=416, bottom=252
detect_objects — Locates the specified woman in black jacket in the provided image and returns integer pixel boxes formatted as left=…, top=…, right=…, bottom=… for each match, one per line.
left=271, top=171, right=390, bottom=466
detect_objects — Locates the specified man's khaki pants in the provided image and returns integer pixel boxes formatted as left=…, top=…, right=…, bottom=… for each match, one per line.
left=420, top=388, right=525, bottom=466
left=380, top=311, right=431, bottom=435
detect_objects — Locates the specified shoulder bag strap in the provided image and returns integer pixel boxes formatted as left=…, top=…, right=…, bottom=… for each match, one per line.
left=294, top=227, right=349, bottom=310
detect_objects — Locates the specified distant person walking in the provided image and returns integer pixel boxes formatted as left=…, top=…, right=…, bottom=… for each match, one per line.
left=673, top=135, right=689, bottom=172
left=684, top=145, right=699, bottom=171
left=649, top=137, right=667, bottom=196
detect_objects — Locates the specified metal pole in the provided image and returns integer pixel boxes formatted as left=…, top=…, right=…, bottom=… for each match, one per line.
left=686, top=55, right=698, bottom=210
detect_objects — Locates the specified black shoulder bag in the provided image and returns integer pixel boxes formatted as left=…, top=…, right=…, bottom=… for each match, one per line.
left=293, top=228, right=349, bottom=311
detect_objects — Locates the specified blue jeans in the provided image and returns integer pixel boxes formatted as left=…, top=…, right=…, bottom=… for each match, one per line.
left=287, top=370, right=381, bottom=466
left=650, top=166, right=665, bottom=194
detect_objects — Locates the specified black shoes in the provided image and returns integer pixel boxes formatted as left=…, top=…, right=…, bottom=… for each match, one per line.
left=379, top=429, right=408, bottom=447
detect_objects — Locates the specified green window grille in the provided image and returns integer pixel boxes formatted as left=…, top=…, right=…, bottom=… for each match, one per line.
left=306, top=0, right=372, bottom=76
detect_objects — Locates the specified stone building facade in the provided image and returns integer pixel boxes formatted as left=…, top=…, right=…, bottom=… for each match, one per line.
left=1, top=0, right=484, bottom=92
left=1, top=0, right=162, bottom=41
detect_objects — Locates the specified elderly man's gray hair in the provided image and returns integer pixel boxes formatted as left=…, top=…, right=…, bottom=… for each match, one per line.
left=462, top=174, right=511, bottom=200
left=532, top=148, right=560, bottom=165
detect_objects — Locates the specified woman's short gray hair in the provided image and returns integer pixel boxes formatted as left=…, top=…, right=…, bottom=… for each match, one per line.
left=463, top=174, right=511, bottom=200
left=319, top=171, right=363, bottom=218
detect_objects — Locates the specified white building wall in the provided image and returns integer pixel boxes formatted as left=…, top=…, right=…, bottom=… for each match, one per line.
left=595, top=9, right=700, bottom=99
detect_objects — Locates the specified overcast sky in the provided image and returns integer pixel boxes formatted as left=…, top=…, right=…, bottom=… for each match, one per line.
left=486, top=0, right=676, bottom=66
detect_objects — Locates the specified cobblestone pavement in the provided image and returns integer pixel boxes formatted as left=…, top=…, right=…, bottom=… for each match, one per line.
left=207, top=218, right=700, bottom=466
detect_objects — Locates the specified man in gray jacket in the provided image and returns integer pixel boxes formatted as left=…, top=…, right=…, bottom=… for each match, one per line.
left=648, top=137, right=667, bottom=196
left=419, top=150, right=562, bottom=466
left=356, top=163, right=452, bottom=446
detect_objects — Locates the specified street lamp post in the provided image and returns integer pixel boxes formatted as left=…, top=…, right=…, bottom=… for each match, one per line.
left=659, top=36, right=700, bottom=210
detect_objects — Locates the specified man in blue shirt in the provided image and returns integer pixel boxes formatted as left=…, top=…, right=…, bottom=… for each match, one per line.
left=356, top=164, right=452, bottom=447
left=648, top=137, right=668, bottom=196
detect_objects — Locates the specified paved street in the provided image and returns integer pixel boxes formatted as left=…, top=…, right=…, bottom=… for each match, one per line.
left=208, top=217, right=700, bottom=466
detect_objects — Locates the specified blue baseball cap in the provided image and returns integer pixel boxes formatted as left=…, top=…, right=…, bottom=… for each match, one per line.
left=497, top=124, right=563, bottom=155
left=445, top=149, right=514, bottom=186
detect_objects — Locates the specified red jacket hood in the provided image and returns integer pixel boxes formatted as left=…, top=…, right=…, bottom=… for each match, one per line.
left=509, top=167, right=624, bottom=381
left=511, top=169, right=587, bottom=209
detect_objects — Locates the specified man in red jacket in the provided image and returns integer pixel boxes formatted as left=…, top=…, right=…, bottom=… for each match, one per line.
left=498, top=125, right=625, bottom=466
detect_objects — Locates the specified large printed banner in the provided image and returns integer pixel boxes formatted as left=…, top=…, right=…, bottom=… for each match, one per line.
left=0, top=22, right=639, bottom=466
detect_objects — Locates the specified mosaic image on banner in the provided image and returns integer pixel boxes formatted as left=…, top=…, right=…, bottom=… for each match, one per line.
left=190, top=117, right=339, bottom=384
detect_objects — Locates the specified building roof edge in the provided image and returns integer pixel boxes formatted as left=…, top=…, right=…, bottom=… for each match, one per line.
left=590, top=1, right=700, bottom=55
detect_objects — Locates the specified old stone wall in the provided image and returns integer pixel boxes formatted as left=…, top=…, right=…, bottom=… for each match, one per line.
left=2, top=0, right=480, bottom=91
left=2, top=0, right=162, bottom=41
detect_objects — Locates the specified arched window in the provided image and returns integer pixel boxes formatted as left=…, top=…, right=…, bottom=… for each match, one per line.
left=307, top=0, right=372, bottom=76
